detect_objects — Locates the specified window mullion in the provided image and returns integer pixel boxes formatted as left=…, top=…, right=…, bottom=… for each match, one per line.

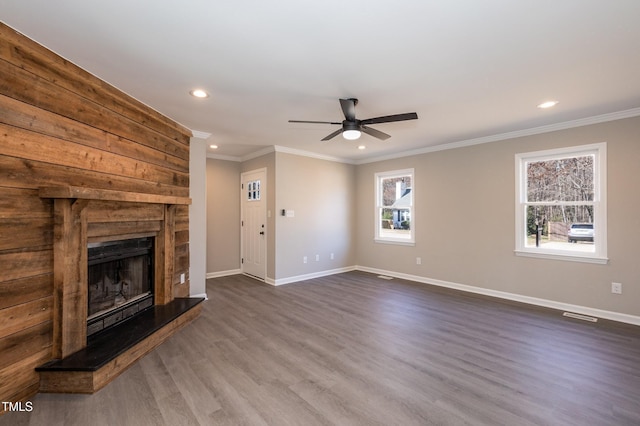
left=524, top=201, right=595, bottom=207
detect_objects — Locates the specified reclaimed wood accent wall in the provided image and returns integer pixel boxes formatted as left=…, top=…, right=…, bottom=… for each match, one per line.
left=0, top=23, right=192, bottom=406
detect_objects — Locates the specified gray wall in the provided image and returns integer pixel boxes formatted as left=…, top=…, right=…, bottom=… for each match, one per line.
left=189, top=137, right=208, bottom=297
left=206, top=158, right=241, bottom=275
left=207, top=151, right=356, bottom=283
left=356, top=116, right=640, bottom=317
left=241, top=152, right=277, bottom=280
left=205, top=116, right=640, bottom=319
left=274, top=152, right=356, bottom=281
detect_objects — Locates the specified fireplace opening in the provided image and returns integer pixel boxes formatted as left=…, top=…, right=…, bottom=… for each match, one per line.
left=87, top=236, right=154, bottom=337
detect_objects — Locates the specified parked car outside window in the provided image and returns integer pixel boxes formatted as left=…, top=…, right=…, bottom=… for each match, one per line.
left=568, top=223, right=594, bottom=243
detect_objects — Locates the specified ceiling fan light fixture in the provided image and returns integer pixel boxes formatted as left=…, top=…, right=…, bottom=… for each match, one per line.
left=342, top=121, right=361, bottom=140
left=343, top=129, right=361, bottom=140
left=288, top=98, right=418, bottom=142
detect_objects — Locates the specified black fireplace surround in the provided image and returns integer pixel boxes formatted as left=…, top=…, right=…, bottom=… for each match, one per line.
left=87, top=237, right=154, bottom=337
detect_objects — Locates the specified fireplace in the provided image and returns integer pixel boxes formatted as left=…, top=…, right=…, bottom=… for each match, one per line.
left=87, top=236, right=154, bottom=337
left=37, top=187, right=202, bottom=393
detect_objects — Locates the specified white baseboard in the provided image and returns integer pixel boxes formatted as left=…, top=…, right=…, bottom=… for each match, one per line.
left=355, top=266, right=640, bottom=326
left=270, top=266, right=357, bottom=286
left=190, top=292, right=208, bottom=300
left=206, top=269, right=241, bottom=279
left=206, top=265, right=640, bottom=326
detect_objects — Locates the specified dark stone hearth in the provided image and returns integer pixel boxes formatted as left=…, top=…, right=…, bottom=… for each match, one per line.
left=36, top=298, right=204, bottom=372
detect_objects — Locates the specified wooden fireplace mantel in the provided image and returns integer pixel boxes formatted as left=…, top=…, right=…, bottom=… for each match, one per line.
left=39, top=186, right=191, bottom=205
left=35, top=186, right=200, bottom=393
left=39, top=187, right=190, bottom=360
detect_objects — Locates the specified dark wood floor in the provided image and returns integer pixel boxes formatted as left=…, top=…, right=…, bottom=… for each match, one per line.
left=3, top=271, right=640, bottom=425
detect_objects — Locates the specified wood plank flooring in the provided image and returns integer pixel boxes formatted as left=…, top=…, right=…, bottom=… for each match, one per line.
left=3, top=271, right=640, bottom=425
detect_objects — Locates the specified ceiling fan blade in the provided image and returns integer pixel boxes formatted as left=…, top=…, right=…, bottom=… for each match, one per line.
left=321, top=128, right=343, bottom=141
left=361, top=125, right=391, bottom=141
left=339, top=98, right=357, bottom=121
left=361, top=112, right=418, bottom=125
left=289, top=120, right=341, bottom=125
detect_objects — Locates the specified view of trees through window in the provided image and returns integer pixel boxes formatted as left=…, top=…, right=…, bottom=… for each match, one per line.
left=525, top=155, right=595, bottom=249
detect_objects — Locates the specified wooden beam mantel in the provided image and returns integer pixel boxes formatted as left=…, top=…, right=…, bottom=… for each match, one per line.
left=39, top=186, right=191, bottom=205
left=40, top=186, right=188, bottom=361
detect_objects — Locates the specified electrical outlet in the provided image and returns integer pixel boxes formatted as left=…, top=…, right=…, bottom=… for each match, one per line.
left=416, top=257, right=422, bottom=265
left=611, top=282, right=622, bottom=294
left=303, top=256, right=307, bottom=264
left=315, top=254, right=320, bottom=261
left=330, top=253, right=334, bottom=260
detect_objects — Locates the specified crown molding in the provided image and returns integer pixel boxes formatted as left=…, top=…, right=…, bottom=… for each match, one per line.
left=203, top=107, right=640, bottom=165
left=206, top=146, right=274, bottom=162
left=241, top=146, right=276, bottom=161
left=356, top=107, right=640, bottom=164
left=190, top=130, right=212, bottom=140
left=206, top=145, right=356, bottom=164
left=273, top=145, right=356, bottom=164
left=206, top=153, right=242, bottom=162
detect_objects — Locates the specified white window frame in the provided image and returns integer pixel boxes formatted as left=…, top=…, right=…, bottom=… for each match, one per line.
left=375, top=168, right=415, bottom=245
left=515, top=143, right=607, bottom=264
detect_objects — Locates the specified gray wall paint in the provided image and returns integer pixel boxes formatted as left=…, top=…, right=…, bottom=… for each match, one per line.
left=205, top=116, right=640, bottom=318
left=241, top=153, right=277, bottom=279
left=207, top=151, right=356, bottom=282
left=206, top=158, right=241, bottom=274
left=356, top=116, right=640, bottom=317
left=274, top=152, right=356, bottom=280
left=189, top=137, right=208, bottom=297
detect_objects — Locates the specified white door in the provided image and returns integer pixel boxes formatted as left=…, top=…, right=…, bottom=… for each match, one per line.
left=241, top=169, right=266, bottom=280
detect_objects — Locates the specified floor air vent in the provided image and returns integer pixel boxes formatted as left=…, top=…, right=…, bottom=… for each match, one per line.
left=377, top=275, right=394, bottom=280
left=563, top=312, right=598, bottom=322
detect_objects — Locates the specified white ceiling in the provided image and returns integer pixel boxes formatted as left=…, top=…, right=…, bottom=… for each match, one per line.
left=2, top=0, right=640, bottom=162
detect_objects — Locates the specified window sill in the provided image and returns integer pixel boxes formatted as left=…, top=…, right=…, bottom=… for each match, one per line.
left=375, top=238, right=415, bottom=247
left=514, top=249, right=608, bottom=264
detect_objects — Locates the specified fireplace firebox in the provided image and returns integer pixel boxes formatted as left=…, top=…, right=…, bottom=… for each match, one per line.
left=87, top=237, right=154, bottom=337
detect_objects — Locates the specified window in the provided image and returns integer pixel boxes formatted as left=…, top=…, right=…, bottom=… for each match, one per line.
left=247, top=179, right=260, bottom=201
left=375, top=169, right=414, bottom=245
left=515, top=143, right=607, bottom=263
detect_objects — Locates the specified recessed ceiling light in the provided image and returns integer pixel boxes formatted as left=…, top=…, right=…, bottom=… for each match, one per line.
left=190, top=89, right=209, bottom=98
left=358, top=145, right=366, bottom=150
left=209, top=144, right=218, bottom=149
left=537, top=100, right=558, bottom=109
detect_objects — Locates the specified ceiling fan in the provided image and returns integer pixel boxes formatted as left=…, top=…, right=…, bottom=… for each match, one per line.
left=289, top=98, right=418, bottom=141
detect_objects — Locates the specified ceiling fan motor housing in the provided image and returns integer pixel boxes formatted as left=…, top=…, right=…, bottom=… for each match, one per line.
left=343, top=120, right=361, bottom=131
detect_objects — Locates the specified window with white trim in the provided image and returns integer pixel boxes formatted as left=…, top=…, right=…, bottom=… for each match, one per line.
left=515, top=143, right=607, bottom=263
left=246, top=179, right=261, bottom=201
left=375, top=169, right=414, bottom=245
